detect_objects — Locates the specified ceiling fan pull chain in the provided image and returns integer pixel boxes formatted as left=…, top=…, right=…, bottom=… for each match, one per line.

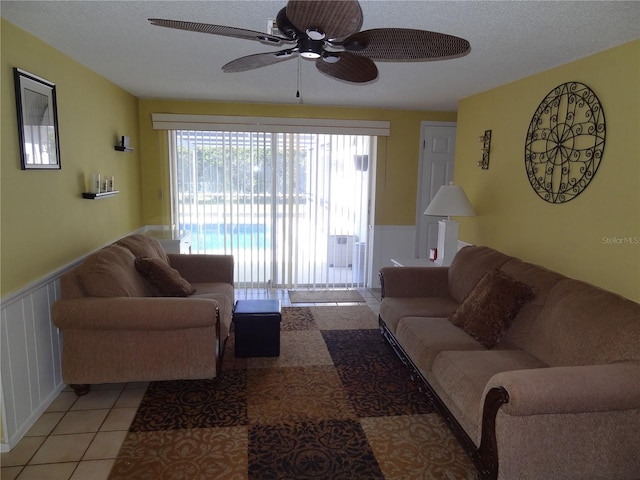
left=296, top=55, right=302, bottom=102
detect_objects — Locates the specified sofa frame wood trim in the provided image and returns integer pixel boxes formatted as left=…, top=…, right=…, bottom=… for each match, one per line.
left=215, top=305, right=223, bottom=375
left=378, top=316, right=506, bottom=480
left=478, top=386, right=509, bottom=480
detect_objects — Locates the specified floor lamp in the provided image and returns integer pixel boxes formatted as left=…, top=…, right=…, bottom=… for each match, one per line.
left=423, top=183, right=476, bottom=266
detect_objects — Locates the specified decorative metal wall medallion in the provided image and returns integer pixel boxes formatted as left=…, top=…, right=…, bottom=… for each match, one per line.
left=524, top=82, right=605, bottom=203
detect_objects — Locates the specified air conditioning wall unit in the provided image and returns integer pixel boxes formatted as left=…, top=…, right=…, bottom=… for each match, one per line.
left=328, top=235, right=356, bottom=267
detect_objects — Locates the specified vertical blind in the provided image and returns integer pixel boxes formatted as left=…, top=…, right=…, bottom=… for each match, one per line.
left=169, top=130, right=372, bottom=289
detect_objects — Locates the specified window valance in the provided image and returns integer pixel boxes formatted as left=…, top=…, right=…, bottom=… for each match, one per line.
left=151, top=113, right=390, bottom=136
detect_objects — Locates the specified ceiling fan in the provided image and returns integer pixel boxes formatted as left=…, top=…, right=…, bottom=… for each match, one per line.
left=149, top=0, right=471, bottom=84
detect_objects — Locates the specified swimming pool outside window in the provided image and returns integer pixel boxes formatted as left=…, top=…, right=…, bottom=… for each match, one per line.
left=169, top=130, right=373, bottom=289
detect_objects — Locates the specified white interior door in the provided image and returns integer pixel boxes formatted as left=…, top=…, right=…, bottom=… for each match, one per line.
left=415, top=122, right=456, bottom=258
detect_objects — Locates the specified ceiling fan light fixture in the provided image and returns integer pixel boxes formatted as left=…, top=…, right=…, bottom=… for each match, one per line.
left=322, top=52, right=340, bottom=63
left=299, top=37, right=323, bottom=59
left=300, top=51, right=322, bottom=59
left=306, top=28, right=325, bottom=40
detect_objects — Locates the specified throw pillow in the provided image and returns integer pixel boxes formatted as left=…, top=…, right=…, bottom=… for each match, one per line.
left=449, top=269, right=534, bottom=348
left=134, top=257, right=196, bottom=297
left=79, top=245, right=149, bottom=297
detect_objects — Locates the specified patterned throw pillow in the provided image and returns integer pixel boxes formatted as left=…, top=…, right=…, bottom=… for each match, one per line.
left=134, top=257, right=196, bottom=297
left=449, top=269, right=534, bottom=348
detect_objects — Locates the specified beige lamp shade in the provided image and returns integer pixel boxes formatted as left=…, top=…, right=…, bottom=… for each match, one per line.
left=423, top=183, right=475, bottom=266
left=424, top=184, right=476, bottom=219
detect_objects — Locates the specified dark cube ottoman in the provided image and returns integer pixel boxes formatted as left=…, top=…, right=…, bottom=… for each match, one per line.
left=233, top=299, right=282, bottom=357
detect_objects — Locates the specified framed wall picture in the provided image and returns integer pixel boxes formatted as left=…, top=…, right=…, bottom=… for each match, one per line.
left=14, top=68, right=61, bottom=170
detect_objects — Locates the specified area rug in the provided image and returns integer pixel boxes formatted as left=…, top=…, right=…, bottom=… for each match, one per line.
left=288, top=289, right=365, bottom=303
left=108, top=306, right=476, bottom=479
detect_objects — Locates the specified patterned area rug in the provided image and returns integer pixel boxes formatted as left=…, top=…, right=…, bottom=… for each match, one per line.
left=109, top=305, right=476, bottom=479
left=288, top=289, right=365, bottom=303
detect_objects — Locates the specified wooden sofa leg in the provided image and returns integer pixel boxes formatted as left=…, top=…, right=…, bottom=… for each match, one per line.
left=70, top=384, right=90, bottom=396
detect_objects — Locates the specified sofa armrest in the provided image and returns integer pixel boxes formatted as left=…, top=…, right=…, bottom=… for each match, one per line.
left=379, top=266, right=450, bottom=298
left=168, top=253, right=234, bottom=285
left=52, top=297, right=219, bottom=331
left=484, top=363, right=640, bottom=416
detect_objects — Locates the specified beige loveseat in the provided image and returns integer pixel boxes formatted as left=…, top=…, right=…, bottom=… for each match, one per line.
left=378, top=245, right=640, bottom=480
left=52, top=234, right=234, bottom=395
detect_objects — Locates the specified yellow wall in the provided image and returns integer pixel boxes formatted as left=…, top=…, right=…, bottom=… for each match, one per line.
left=455, top=40, right=640, bottom=302
left=4, top=18, right=636, bottom=305
left=137, top=100, right=456, bottom=227
left=1, top=17, right=456, bottom=294
left=1, top=19, right=143, bottom=296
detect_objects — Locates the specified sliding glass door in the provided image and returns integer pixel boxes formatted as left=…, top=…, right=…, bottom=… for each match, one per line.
left=169, top=130, right=372, bottom=288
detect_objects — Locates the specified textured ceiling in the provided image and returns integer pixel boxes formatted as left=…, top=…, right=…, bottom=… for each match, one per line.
left=2, top=0, right=639, bottom=111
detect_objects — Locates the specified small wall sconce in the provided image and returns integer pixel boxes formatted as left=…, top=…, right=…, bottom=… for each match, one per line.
left=114, top=135, right=134, bottom=152
left=476, top=130, right=491, bottom=169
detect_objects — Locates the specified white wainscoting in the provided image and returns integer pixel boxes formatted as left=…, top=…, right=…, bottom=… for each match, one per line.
left=0, top=230, right=150, bottom=451
left=368, top=225, right=473, bottom=288
left=0, top=227, right=164, bottom=451
left=0, top=272, right=68, bottom=452
left=370, top=225, right=418, bottom=288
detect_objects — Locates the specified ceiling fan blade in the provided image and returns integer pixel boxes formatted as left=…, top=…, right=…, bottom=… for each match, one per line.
left=223, top=50, right=297, bottom=73
left=315, top=52, right=377, bottom=83
left=149, top=18, right=292, bottom=45
left=343, top=28, right=471, bottom=61
left=286, top=0, right=363, bottom=39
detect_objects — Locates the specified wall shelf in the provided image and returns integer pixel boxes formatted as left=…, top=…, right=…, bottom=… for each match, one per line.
left=82, top=190, right=119, bottom=199
left=115, top=135, right=133, bottom=152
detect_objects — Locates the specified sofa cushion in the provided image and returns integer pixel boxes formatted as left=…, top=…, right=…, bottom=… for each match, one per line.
left=379, top=296, right=459, bottom=334
left=448, top=246, right=514, bottom=304
left=191, top=284, right=235, bottom=340
left=134, top=257, right=196, bottom=297
left=116, top=234, right=169, bottom=264
left=449, top=269, right=534, bottom=348
left=524, top=279, right=640, bottom=367
left=430, top=349, right=548, bottom=444
left=79, top=245, right=149, bottom=297
left=499, top=259, right=565, bottom=351
left=395, top=316, right=486, bottom=376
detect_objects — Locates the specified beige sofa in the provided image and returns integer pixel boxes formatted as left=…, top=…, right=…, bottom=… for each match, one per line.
left=378, top=245, right=640, bottom=480
left=52, top=234, right=234, bottom=395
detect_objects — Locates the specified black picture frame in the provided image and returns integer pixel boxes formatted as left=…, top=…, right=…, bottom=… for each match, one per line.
left=14, top=68, right=61, bottom=170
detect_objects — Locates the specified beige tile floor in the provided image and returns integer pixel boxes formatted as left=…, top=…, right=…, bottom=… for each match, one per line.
left=1, top=383, right=148, bottom=480
left=0, top=288, right=381, bottom=480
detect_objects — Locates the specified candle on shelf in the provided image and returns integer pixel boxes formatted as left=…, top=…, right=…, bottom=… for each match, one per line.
left=91, top=173, right=101, bottom=193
